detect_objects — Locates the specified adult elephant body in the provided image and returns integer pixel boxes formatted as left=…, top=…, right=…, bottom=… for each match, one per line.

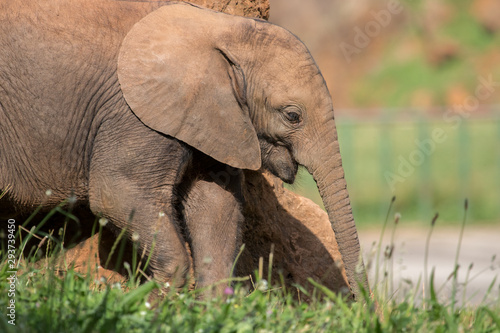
left=0, top=0, right=368, bottom=298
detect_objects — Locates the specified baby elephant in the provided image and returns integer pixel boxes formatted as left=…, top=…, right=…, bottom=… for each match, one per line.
left=0, top=1, right=367, bottom=299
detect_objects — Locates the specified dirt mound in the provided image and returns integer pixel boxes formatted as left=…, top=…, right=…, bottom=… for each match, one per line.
left=63, top=171, right=348, bottom=294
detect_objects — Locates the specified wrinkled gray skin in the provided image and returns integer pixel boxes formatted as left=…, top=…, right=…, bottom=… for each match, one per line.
left=0, top=1, right=368, bottom=298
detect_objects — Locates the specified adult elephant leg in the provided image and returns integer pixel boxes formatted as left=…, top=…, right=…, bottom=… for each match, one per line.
left=88, top=114, right=191, bottom=287
left=181, top=167, right=244, bottom=297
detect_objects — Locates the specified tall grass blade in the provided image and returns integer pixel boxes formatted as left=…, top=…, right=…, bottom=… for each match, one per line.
left=389, top=213, right=400, bottom=298
left=103, top=226, right=128, bottom=271
left=452, top=199, right=468, bottom=311
left=462, top=263, right=473, bottom=307
left=141, top=233, right=157, bottom=274
left=307, top=277, right=338, bottom=302
left=375, top=196, right=396, bottom=289
left=230, top=243, right=245, bottom=279
left=480, top=275, right=498, bottom=305
left=424, top=212, right=438, bottom=308
left=429, top=268, right=439, bottom=307
left=121, top=280, right=158, bottom=312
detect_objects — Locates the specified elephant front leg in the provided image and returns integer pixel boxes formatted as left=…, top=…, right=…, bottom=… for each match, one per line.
left=182, top=175, right=244, bottom=297
left=88, top=163, right=191, bottom=287
left=88, top=115, right=194, bottom=288
left=89, top=184, right=190, bottom=287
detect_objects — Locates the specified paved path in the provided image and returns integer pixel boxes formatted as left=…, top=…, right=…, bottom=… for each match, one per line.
left=359, top=225, right=500, bottom=305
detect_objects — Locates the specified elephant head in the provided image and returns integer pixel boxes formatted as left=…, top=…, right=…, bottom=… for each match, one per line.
left=117, top=3, right=369, bottom=300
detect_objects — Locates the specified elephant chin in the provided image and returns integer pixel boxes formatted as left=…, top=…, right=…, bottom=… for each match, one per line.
left=259, top=140, right=298, bottom=184
left=272, top=162, right=298, bottom=184
left=262, top=158, right=298, bottom=184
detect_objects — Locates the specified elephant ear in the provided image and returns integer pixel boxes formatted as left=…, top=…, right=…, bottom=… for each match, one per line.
left=117, top=4, right=261, bottom=170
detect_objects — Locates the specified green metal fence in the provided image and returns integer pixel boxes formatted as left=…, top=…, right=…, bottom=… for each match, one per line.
left=290, top=107, right=500, bottom=226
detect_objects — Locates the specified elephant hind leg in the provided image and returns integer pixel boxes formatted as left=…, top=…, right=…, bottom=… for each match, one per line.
left=181, top=170, right=244, bottom=297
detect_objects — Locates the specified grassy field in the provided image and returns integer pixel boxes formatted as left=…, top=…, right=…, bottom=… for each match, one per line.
left=1, top=207, right=499, bottom=332
left=1, top=263, right=499, bottom=332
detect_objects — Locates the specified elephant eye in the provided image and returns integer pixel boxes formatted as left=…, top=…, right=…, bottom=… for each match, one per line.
left=282, top=106, right=302, bottom=124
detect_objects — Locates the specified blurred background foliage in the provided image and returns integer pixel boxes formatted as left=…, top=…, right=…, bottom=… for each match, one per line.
left=269, top=0, right=500, bottom=226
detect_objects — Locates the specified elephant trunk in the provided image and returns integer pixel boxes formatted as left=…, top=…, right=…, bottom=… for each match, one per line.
left=299, top=121, right=369, bottom=301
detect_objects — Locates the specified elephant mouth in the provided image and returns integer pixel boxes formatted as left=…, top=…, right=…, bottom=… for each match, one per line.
left=263, top=153, right=298, bottom=184
left=280, top=159, right=298, bottom=184
left=258, top=136, right=298, bottom=183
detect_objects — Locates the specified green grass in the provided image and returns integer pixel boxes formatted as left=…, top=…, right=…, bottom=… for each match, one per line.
left=1, top=256, right=499, bottom=332
left=1, top=207, right=499, bottom=332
